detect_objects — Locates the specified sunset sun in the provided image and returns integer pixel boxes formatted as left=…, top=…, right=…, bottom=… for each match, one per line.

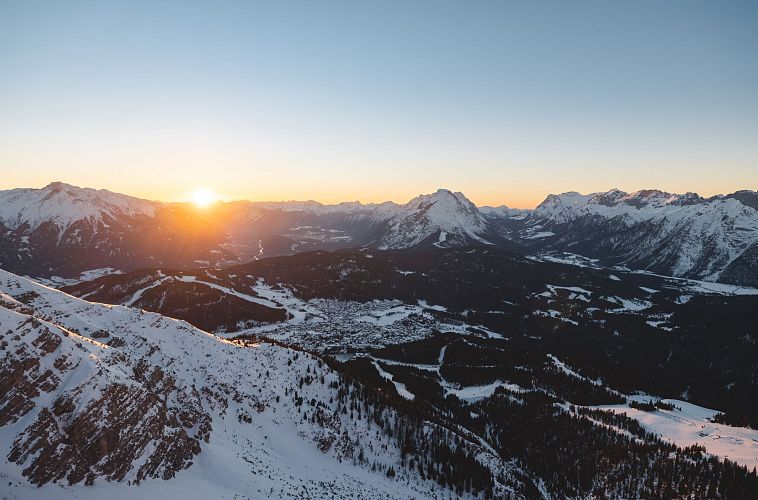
left=191, top=187, right=217, bottom=208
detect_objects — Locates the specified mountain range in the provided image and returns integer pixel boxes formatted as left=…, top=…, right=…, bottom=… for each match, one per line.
left=2, top=182, right=758, bottom=498
left=1, top=182, right=757, bottom=286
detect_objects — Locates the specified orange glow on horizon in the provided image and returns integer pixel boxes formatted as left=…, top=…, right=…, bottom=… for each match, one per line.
left=1, top=177, right=753, bottom=211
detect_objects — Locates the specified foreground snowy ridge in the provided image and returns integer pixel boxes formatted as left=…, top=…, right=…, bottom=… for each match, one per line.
left=0, top=269, right=523, bottom=499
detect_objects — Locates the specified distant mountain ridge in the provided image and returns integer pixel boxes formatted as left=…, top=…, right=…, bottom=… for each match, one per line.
left=0, top=182, right=756, bottom=286
left=491, top=187, right=758, bottom=285
left=0, top=181, right=157, bottom=232
left=0, top=182, right=232, bottom=277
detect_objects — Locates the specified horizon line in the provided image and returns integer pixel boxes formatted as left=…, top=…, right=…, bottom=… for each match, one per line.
left=1, top=180, right=755, bottom=211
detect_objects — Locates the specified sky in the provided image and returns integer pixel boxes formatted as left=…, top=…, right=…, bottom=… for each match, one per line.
left=1, top=1, right=757, bottom=208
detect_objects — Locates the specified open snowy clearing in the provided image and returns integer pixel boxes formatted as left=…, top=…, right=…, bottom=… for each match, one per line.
left=588, top=399, right=758, bottom=469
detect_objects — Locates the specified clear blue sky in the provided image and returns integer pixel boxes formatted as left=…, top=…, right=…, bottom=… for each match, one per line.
left=1, top=0, right=756, bottom=207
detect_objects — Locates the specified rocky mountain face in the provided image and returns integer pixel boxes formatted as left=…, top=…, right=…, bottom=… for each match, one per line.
left=376, top=189, right=492, bottom=249
left=2, top=183, right=757, bottom=286
left=230, top=189, right=502, bottom=253
left=1, top=268, right=529, bottom=498
left=486, top=188, right=758, bottom=286
left=0, top=184, right=506, bottom=278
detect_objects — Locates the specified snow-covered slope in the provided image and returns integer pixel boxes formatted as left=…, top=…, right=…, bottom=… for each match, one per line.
left=0, top=269, right=526, bottom=498
left=244, top=187, right=758, bottom=281
left=0, top=182, right=157, bottom=232
left=586, top=398, right=758, bottom=469
left=378, top=189, right=491, bottom=249
left=0, top=183, right=231, bottom=277
left=0, top=184, right=502, bottom=277
left=531, top=189, right=753, bottom=225
left=248, top=189, right=494, bottom=249
left=3, top=182, right=756, bottom=286
left=479, top=205, right=527, bottom=219
left=492, top=189, right=758, bottom=285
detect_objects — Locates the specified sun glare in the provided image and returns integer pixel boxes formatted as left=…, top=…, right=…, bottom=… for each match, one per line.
left=191, top=187, right=217, bottom=208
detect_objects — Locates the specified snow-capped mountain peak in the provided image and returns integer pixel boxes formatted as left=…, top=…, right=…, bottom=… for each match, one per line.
left=403, top=188, right=478, bottom=215
left=1, top=181, right=756, bottom=286
left=0, top=181, right=157, bottom=232
left=378, top=188, right=491, bottom=249
left=534, top=188, right=757, bottom=221
left=0, top=182, right=235, bottom=278
left=517, top=188, right=758, bottom=284
left=239, top=188, right=494, bottom=250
